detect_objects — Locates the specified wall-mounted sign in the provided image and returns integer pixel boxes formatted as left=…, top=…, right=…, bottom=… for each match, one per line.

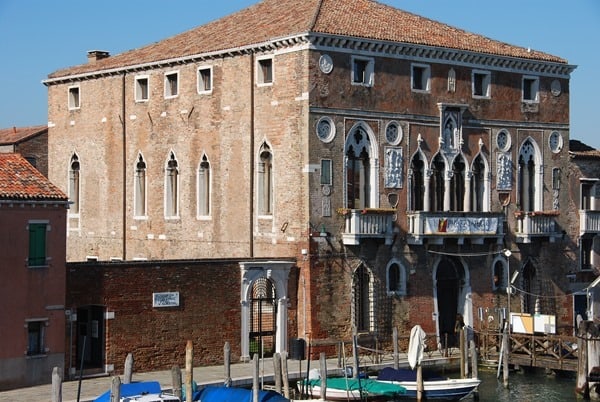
left=152, top=292, right=180, bottom=308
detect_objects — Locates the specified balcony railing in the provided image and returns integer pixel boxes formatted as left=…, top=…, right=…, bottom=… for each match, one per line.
left=514, top=211, right=562, bottom=243
left=580, top=210, right=600, bottom=235
left=406, top=211, right=505, bottom=245
left=340, top=208, right=395, bottom=246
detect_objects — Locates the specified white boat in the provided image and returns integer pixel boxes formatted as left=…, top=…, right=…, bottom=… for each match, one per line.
left=377, top=367, right=481, bottom=401
left=299, top=376, right=406, bottom=401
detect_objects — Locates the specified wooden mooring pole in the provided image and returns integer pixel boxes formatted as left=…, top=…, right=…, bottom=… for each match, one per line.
left=123, top=353, right=134, bottom=384
left=319, top=352, right=327, bottom=400
left=52, top=366, right=62, bottom=402
left=252, top=353, right=259, bottom=402
left=185, top=340, right=193, bottom=402
left=224, top=342, right=231, bottom=387
left=281, top=351, right=290, bottom=399
left=109, top=376, right=121, bottom=402
left=171, top=365, right=182, bottom=400
left=393, top=327, right=399, bottom=370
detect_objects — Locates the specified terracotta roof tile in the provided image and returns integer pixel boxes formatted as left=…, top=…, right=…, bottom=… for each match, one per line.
left=0, top=153, right=67, bottom=201
left=47, top=0, right=566, bottom=80
left=0, top=125, right=47, bottom=146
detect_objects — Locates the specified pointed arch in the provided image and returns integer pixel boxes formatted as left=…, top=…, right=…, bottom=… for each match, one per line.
left=386, top=259, right=407, bottom=296
left=471, top=151, right=490, bottom=212
left=68, top=153, right=81, bottom=215
left=353, top=264, right=375, bottom=332
left=409, top=148, right=428, bottom=211
left=430, top=152, right=448, bottom=212
left=491, top=254, right=508, bottom=292
left=197, top=152, right=211, bottom=218
left=450, top=154, right=467, bottom=211
left=257, top=141, right=273, bottom=216
left=344, top=122, right=379, bottom=209
left=433, top=255, right=471, bottom=348
left=518, top=137, right=543, bottom=211
left=134, top=152, right=147, bottom=218
left=164, top=150, right=179, bottom=218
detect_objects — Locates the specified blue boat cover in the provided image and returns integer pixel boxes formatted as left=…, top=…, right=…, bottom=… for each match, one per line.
left=198, top=386, right=289, bottom=402
left=93, top=381, right=163, bottom=402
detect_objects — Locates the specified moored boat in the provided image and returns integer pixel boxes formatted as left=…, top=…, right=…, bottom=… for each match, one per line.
left=376, top=367, right=481, bottom=401
left=299, top=376, right=406, bottom=401
left=93, top=381, right=181, bottom=402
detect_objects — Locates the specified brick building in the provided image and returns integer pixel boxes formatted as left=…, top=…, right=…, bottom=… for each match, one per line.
left=0, top=125, right=48, bottom=177
left=44, top=0, right=587, bottom=375
left=0, top=153, right=68, bottom=390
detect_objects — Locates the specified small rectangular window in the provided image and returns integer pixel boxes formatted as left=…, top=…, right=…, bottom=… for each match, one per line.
left=164, top=71, right=179, bottom=98
left=411, top=64, right=430, bottom=92
left=68, top=86, right=80, bottom=109
left=320, top=159, right=332, bottom=185
left=351, top=56, right=374, bottom=86
left=472, top=70, right=491, bottom=98
left=27, top=320, right=46, bottom=356
left=257, top=58, right=273, bottom=85
left=28, top=222, right=47, bottom=267
left=197, top=67, right=212, bottom=93
left=135, top=76, right=149, bottom=102
left=523, top=76, right=539, bottom=102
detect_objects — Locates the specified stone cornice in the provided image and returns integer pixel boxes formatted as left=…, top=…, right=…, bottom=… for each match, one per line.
left=44, top=31, right=575, bottom=85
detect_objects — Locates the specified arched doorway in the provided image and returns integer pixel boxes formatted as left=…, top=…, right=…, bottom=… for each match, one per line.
left=249, top=277, right=276, bottom=358
left=239, top=261, right=292, bottom=361
left=435, top=257, right=464, bottom=348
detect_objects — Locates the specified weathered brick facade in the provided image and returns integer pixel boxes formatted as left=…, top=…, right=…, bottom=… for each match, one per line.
left=44, top=0, right=588, bottom=375
left=65, top=259, right=298, bottom=376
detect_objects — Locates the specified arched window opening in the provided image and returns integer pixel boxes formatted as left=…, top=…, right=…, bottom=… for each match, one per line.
left=493, top=260, right=505, bottom=292
left=134, top=154, right=146, bottom=217
left=346, top=127, right=372, bottom=209
left=410, top=154, right=425, bottom=211
left=518, top=139, right=536, bottom=212
left=353, top=265, right=373, bottom=332
left=450, top=156, right=465, bottom=211
left=198, top=154, right=210, bottom=217
left=69, top=154, right=80, bottom=215
left=165, top=152, right=179, bottom=217
left=430, top=154, right=445, bottom=212
left=258, top=143, right=273, bottom=215
left=472, top=155, right=486, bottom=212
left=387, top=262, right=407, bottom=296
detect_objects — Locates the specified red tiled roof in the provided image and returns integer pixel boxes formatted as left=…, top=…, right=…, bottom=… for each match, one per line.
left=0, top=125, right=47, bottom=146
left=47, top=0, right=566, bottom=80
left=0, top=153, right=67, bottom=201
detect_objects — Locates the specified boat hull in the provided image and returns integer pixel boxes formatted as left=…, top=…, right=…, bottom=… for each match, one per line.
left=378, top=378, right=481, bottom=400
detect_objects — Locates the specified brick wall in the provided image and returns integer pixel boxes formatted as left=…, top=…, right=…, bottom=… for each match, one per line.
left=66, top=259, right=298, bottom=374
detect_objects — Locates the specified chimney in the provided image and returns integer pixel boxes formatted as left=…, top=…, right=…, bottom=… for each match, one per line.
left=87, top=50, right=110, bottom=64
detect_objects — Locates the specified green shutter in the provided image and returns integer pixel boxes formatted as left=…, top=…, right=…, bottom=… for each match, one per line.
left=28, top=223, right=47, bottom=266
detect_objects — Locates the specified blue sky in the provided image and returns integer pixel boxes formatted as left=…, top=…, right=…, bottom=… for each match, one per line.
left=0, top=0, right=598, bottom=149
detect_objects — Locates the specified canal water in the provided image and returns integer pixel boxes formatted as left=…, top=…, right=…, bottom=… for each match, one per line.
left=389, top=367, right=579, bottom=401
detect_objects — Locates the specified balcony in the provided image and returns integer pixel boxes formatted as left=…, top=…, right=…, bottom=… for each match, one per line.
left=580, top=210, right=600, bottom=235
left=514, top=211, right=562, bottom=243
left=406, top=211, right=505, bottom=245
left=340, top=208, right=395, bottom=246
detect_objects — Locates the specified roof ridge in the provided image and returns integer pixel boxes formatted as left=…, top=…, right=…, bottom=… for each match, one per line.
left=309, top=0, right=325, bottom=31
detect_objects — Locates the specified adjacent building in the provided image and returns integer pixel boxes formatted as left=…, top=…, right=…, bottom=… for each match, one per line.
left=0, top=125, right=48, bottom=177
left=0, top=153, right=68, bottom=390
left=43, top=0, right=586, bottom=374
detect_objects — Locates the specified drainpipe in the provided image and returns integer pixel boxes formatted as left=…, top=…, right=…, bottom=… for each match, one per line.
left=122, top=73, right=127, bottom=260
left=249, top=52, right=255, bottom=258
